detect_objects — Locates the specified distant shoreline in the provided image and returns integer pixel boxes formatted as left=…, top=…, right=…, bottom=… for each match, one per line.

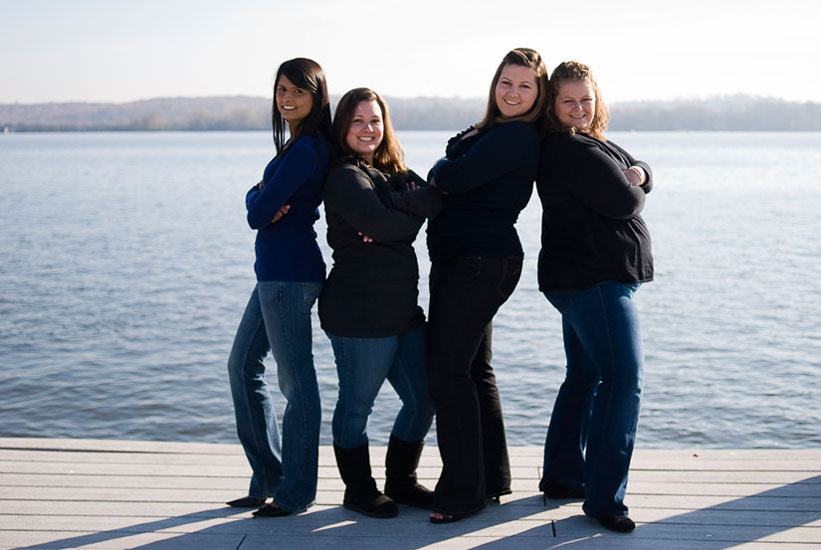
left=4, top=128, right=820, bottom=134
left=3, top=94, right=820, bottom=132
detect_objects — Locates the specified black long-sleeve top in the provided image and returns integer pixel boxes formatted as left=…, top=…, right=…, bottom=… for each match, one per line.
left=319, top=158, right=442, bottom=338
left=426, top=121, right=540, bottom=260
left=536, top=131, right=654, bottom=291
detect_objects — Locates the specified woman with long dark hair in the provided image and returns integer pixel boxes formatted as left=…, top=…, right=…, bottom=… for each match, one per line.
left=537, top=61, right=653, bottom=533
left=425, top=48, right=549, bottom=523
left=226, top=57, right=333, bottom=517
left=320, top=88, right=441, bottom=518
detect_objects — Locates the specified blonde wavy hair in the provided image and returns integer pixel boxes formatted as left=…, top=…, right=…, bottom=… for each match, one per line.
left=546, top=61, right=609, bottom=141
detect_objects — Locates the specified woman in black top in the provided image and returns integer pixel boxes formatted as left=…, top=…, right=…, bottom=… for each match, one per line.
left=536, top=61, right=653, bottom=533
left=320, top=88, right=441, bottom=519
left=426, top=48, right=549, bottom=523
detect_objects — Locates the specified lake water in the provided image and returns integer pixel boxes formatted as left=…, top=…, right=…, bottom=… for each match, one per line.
left=1, top=131, right=819, bottom=449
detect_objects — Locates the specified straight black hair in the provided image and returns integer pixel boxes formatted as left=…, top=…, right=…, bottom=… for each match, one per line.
left=271, top=58, right=333, bottom=154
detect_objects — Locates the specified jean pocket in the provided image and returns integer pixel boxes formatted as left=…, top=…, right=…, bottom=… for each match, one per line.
left=431, top=256, right=483, bottom=287
left=495, top=257, right=523, bottom=301
left=299, top=281, right=322, bottom=314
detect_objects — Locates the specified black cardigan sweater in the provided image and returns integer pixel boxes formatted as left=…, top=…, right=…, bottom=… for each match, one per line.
left=426, top=120, right=540, bottom=260
left=536, top=131, right=654, bottom=291
left=319, top=158, right=442, bottom=338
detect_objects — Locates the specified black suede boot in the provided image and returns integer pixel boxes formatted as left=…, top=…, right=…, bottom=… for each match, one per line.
left=384, top=434, right=434, bottom=508
left=334, top=442, right=398, bottom=518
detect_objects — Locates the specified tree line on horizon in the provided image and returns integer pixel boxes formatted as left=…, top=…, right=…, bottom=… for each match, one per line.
left=2, top=94, right=820, bottom=132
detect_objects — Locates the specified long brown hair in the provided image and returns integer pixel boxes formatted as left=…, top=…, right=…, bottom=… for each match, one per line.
left=271, top=58, right=333, bottom=153
left=476, top=48, right=549, bottom=131
left=333, top=88, right=406, bottom=175
left=546, top=61, right=609, bottom=141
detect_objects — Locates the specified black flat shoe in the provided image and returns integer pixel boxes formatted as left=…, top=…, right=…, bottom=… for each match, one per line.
left=226, top=496, right=266, bottom=508
left=542, top=483, right=585, bottom=500
left=597, top=515, right=636, bottom=532
left=252, top=504, right=291, bottom=518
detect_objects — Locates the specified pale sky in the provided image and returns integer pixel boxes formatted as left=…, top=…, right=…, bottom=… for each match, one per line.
left=2, top=0, right=820, bottom=104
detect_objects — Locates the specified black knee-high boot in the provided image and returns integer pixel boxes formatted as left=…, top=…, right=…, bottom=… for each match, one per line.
left=334, top=442, right=398, bottom=518
left=384, top=434, right=434, bottom=508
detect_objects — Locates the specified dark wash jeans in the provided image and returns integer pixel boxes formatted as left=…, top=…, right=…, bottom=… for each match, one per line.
left=540, top=281, right=644, bottom=518
left=427, top=255, right=522, bottom=515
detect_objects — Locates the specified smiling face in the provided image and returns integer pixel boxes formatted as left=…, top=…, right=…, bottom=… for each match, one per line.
left=275, top=74, right=314, bottom=132
left=345, top=99, right=384, bottom=164
left=554, top=79, right=596, bottom=131
left=494, top=64, right=539, bottom=119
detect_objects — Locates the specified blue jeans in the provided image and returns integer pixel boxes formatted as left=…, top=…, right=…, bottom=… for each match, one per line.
left=227, top=281, right=322, bottom=512
left=540, top=281, right=644, bottom=518
left=328, top=323, right=434, bottom=449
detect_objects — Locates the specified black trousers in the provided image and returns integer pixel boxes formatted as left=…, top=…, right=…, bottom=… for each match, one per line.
left=427, top=255, right=522, bottom=515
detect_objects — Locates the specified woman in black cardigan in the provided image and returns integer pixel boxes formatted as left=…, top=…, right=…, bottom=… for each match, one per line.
left=426, top=48, right=549, bottom=523
left=536, top=61, right=653, bottom=533
left=320, top=88, right=441, bottom=519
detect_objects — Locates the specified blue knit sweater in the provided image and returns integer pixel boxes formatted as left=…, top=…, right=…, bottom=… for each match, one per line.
left=245, top=134, right=330, bottom=282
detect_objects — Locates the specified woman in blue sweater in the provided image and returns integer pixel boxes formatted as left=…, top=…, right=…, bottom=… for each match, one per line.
left=226, top=58, right=333, bottom=517
left=426, top=48, right=549, bottom=523
left=536, top=61, right=653, bottom=533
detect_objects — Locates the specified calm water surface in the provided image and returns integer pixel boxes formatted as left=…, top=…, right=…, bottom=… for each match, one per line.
left=1, top=131, right=819, bottom=448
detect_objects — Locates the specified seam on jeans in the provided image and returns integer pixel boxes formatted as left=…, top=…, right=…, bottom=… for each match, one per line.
left=331, top=337, right=350, bottom=446
left=243, top=291, right=273, bottom=497
left=584, top=283, right=618, bottom=513
left=387, top=332, right=428, bottom=442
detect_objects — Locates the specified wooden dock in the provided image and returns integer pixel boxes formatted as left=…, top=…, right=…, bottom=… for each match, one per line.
left=0, top=438, right=818, bottom=549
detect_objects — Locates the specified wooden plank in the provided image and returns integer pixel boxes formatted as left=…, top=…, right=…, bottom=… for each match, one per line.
left=0, top=437, right=238, bottom=454
left=627, top=470, right=821, bottom=484
left=0, top=460, right=253, bottom=477
left=0, top=530, right=243, bottom=550
left=5, top=469, right=817, bottom=488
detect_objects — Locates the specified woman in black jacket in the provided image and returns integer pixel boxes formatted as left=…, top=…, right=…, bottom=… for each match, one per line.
left=536, top=61, right=653, bottom=533
left=426, top=48, right=549, bottom=523
left=320, top=88, right=441, bottom=519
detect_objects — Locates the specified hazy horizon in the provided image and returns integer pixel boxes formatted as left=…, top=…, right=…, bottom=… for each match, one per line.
left=2, top=0, right=820, bottom=105
left=2, top=91, right=816, bottom=108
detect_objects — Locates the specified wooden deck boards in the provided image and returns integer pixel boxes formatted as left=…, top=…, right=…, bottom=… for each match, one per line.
left=0, top=438, right=818, bottom=549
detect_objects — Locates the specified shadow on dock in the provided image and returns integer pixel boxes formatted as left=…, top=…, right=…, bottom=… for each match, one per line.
left=11, top=475, right=821, bottom=549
